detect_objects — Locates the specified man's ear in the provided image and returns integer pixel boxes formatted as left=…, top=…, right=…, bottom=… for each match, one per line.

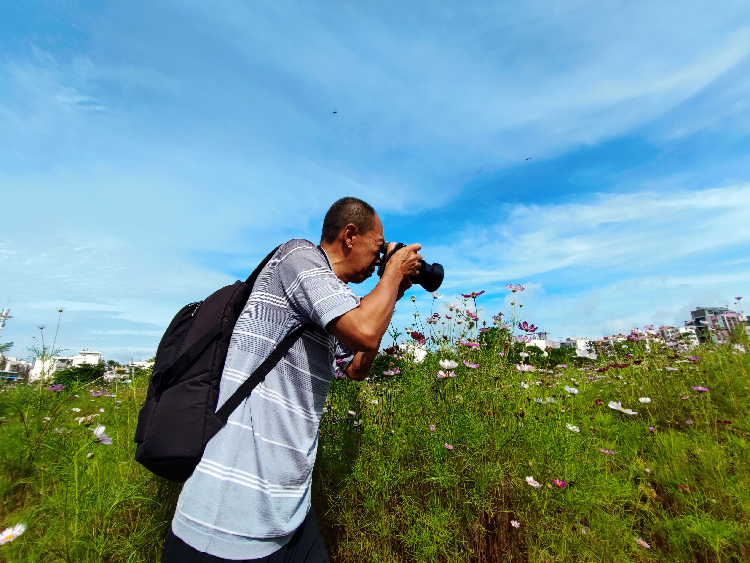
left=342, top=223, right=359, bottom=250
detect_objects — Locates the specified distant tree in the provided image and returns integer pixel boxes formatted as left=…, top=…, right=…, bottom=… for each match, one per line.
left=53, top=363, right=106, bottom=388
left=0, top=342, right=12, bottom=356
left=106, top=359, right=121, bottom=368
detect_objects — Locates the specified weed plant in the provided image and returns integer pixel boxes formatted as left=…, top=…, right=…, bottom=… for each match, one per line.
left=1, top=292, right=748, bottom=562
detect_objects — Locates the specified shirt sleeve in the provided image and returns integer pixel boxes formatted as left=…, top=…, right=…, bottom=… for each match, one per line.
left=278, top=242, right=360, bottom=330
left=334, top=340, right=356, bottom=374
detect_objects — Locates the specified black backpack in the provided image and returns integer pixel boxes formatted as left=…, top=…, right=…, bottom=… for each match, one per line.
left=134, top=246, right=311, bottom=482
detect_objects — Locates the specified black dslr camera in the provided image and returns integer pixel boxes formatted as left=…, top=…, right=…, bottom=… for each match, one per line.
left=376, top=243, right=444, bottom=292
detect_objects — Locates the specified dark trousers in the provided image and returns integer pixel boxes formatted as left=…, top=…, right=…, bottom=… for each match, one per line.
left=162, top=507, right=330, bottom=563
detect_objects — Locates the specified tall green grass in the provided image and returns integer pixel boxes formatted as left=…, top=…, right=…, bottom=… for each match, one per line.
left=1, top=327, right=748, bottom=561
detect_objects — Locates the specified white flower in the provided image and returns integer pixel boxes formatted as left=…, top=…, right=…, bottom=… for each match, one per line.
left=347, top=410, right=356, bottom=416
left=665, top=366, right=678, bottom=371
left=510, top=520, right=520, bottom=529
left=564, top=386, right=579, bottom=395
left=71, top=408, right=81, bottom=412
left=370, top=399, right=378, bottom=405
left=639, top=397, right=651, bottom=404
left=516, top=365, right=534, bottom=372
left=353, top=420, right=362, bottom=427
left=322, top=407, right=328, bottom=413
left=566, top=423, right=580, bottom=433
left=534, top=397, right=557, bottom=404
left=0, top=523, right=26, bottom=545
left=92, top=425, right=112, bottom=445
left=519, top=352, right=529, bottom=358
left=439, top=359, right=459, bottom=370
left=520, top=382, right=530, bottom=389
left=608, top=401, right=638, bottom=415
left=525, top=476, right=542, bottom=488
left=446, top=303, right=459, bottom=311
left=431, top=292, right=443, bottom=299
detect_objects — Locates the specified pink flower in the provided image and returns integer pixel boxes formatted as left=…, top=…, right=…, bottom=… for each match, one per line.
left=436, top=370, right=447, bottom=379
left=447, top=371, right=457, bottom=377
left=735, top=297, right=742, bottom=301
left=516, top=364, right=534, bottom=372
left=685, top=419, right=693, bottom=425
left=461, top=291, right=485, bottom=298
left=678, top=484, right=695, bottom=492
left=635, top=538, right=651, bottom=548
left=687, top=356, right=701, bottom=362
left=505, top=284, right=525, bottom=293
left=692, top=386, right=709, bottom=392
left=597, top=448, right=615, bottom=455
left=443, top=443, right=453, bottom=450
left=463, top=360, right=479, bottom=369
left=552, top=479, right=566, bottom=488
left=648, top=426, right=655, bottom=432
left=594, top=399, right=603, bottom=406
left=717, top=420, right=732, bottom=425
left=510, top=520, right=520, bottom=529
left=460, top=341, right=480, bottom=348
left=518, top=321, right=538, bottom=333
left=445, top=314, right=452, bottom=319
left=429, top=424, right=435, bottom=431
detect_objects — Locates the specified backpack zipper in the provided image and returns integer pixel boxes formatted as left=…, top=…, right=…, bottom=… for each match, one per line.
left=176, top=301, right=203, bottom=356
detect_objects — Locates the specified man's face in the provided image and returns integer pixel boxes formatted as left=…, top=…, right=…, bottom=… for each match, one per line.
left=349, top=215, right=385, bottom=283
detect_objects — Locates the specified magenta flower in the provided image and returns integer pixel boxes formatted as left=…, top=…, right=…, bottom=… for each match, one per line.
left=517, top=321, right=538, bottom=333
left=692, top=386, right=709, bottom=392
left=635, top=538, right=651, bottom=549
left=463, top=360, right=479, bottom=369
left=445, top=314, right=452, bottom=319
left=436, top=370, right=447, bottom=379
left=649, top=426, right=655, bottom=431
left=594, top=399, right=603, bottom=406
left=460, top=341, right=480, bottom=348
left=461, top=291, right=485, bottom=298
left=597, top=448, right=615, bottom=455
left=735, top=297, right=742, bottom=301
left=687, top=356, right=701, bottom=362
left=90, top=390, right=106, bottom=397
left=678, top=484, right=695, bottom=492
left=552, top=479, right=566, bottom=488
left=443, top=443, right=453, bottom=450
left=447, top=371, right=457, bottom=377
left=505, top=284, right=525, bottom=293
left=46, top=384, right=64, bottom=392
left=383, top=368, right=400, bottom=376
left=556, top=364, right=568, bottom=368
left=685, top=419, right=694, bottom=425
left=429, top=424, right=436, bottom=431
left=410, top=331, right=426, bottom=342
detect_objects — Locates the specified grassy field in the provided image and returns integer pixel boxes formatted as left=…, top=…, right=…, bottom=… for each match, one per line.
left=1, top=301, right=749, bottom=562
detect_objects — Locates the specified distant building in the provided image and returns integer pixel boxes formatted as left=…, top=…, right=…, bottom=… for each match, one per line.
left=29, top=350, right=104, bottom=381
left=561, top=337, right=596, bottom=358
left=688, top=307, right=748, bottom=344
left=659, top=325, right=699, bottom=347
left=0, top=356, right=31, bottom=381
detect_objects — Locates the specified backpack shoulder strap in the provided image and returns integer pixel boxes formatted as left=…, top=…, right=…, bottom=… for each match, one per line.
left=246, top=245, right=281, bottom=288
left=215, top=323, right=313, bottom=422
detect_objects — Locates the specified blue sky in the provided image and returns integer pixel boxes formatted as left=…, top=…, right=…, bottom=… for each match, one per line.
left=1, top=0, right=749, bottom=362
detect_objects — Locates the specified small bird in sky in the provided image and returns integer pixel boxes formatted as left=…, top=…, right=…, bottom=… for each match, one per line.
left=526, top=157, right=532, bottom=160
left=332, top=108, right=337, bottom=114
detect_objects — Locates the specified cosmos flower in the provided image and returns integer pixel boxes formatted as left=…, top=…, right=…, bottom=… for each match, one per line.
left=429, top=424, right=435, bottom=431
left=463, top=360, right=479, bottom=369
left=594, top=399, right=603, bottom=406
left=639, top=397, right=652, bottom=404
left=443, top=443, right=453, bottom=450
left=597, top=448, right=615, bottom=455
left=515, top=335, right=532, bottom=343
left=556, top=364, right=568, bottom=368
left=447, top=371, right=457, bottom=377
left=347, top=410, right=356, bottom=416
left=92, top=425, right=112, bottom=445
left=461, top=291, right=485, bottom=298
left=506, top=284, right=525, bottom=293
left=685, top=419, right=693, bottom=425
left=510, top=520, right=520, bottom=529
left=520, top=382, right=530, bottom=389
left=716, top=420, right=732, bottom=425
left=692, top=386, right=709, bottom=392
left=0, top=523, right=26, bottom=545
left=445, top=314, right=452, bottom=319
left=370, top=399, right=378, bottom=405
left=552, top=479, right=567, bottom=488
left=517, top=364, right=534, bottom=372
left=635, top=538, right=651, bottom=549
left=46, top=384, right=64, bottom=392
left=437, top=370, right=447, bottom=379
left=648, top=426, right=655, bottom=431
left=687, top=356, right=701, bottom=362
left=460, top=341, right=480, bottom=348
left=431, top=292, right=443, bottom=299
left=678, top=484, right=695, bottom=491
left=439, top=359, right=458, bottom=370
left=564, top=386, right=579, bottom=395
left=518, top=321, right=538, bottom=333
left=525, top=476, right=542, bottom=488
left=71, top=408, right=81, bottom=413
left=608, top=401, right=638, bottom=415
left=566, top=423, right=580, bottom=433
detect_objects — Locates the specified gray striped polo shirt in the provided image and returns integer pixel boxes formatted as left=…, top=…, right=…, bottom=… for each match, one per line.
left=171, top=239, right=359, bottom=559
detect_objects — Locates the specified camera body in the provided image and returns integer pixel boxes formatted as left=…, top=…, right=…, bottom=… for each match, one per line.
left=376, top=242, right=444, bottom=292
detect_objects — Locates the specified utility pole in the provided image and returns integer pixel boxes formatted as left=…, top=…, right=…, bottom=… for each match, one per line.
left=0, top=307, right=11, bottom=341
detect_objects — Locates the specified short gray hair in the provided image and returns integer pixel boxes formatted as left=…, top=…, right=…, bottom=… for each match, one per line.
left=321, top=197, right=377, bottom=244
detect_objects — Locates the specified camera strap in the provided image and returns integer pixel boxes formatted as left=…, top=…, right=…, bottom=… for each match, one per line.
left=376, top=243, right=406, bottom=277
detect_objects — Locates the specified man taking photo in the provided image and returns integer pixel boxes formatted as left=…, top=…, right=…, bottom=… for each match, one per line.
left=162, top=197, right=421, bottom=562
